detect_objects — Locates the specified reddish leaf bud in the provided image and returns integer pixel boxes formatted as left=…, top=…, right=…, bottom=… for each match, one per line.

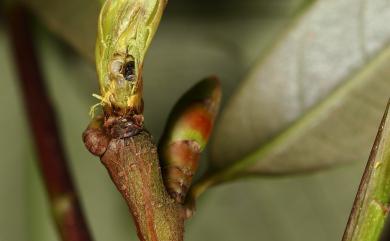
left=159, top=76, right=221, bottom=203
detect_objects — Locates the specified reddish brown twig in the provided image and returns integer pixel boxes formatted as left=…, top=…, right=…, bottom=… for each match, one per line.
left=7, top=6, right=93, bottom=241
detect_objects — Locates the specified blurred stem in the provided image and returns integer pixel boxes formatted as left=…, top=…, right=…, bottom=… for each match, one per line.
left=7, top=6, right=93, bottom=241
left=187, top=160, right=245, bottom=202
left=342, top=100, right=390, bottom=241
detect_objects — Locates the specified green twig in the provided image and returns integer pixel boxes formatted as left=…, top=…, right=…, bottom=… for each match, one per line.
left=342, top=99, right=390, bottom=241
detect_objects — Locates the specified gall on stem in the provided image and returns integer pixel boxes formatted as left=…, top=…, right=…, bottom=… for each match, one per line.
left=159, top=77, right=222, bottom=204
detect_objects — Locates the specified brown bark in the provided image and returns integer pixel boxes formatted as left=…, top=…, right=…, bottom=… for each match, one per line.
left=83, top=117, right=185, bottom=241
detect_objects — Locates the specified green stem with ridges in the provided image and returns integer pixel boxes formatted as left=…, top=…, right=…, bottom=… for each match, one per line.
left=342, top=100, right=390, bottom=241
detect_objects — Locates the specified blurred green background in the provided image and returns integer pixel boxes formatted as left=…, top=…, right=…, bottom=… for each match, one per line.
left=1, top=0, right=390, bottom=240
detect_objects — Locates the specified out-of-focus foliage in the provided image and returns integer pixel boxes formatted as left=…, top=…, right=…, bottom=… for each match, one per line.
left=1, top=0, right=389, bottom=241
left=212, top=0, right=390, bottom=175
left=20, top=0, right=99, bottom=61
left=0, top=27, right=28, bottom=241
left=21, top=0, right=307, bottom=63
left=21, top=0, right=310, bottom=133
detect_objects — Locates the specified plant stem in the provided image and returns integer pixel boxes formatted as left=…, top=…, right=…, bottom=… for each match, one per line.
left=342, top=99, right=390, bottom=241
left=83, top=117, right=185, bottom=241
left=7, top=6, right=93, bottom=241
left=105, top=131, right=184, bottom=241
left=187, top=159, right=249, bottom=202
left=84, top=1, right=185, bottom=240
left=84, top=127, right=187, bottom=240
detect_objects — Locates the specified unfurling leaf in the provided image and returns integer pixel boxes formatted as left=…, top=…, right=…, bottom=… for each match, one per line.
left=95, top=0, right=167, bottom=114
left=84, top=1, right=185, bottom=241
left=159, top=77, right=221, bottom=203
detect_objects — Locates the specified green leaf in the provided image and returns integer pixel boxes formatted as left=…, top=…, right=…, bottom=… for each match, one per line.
left=211, top=0, right=390, bottom=176
left=342, top=100, right=390, bottom=241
